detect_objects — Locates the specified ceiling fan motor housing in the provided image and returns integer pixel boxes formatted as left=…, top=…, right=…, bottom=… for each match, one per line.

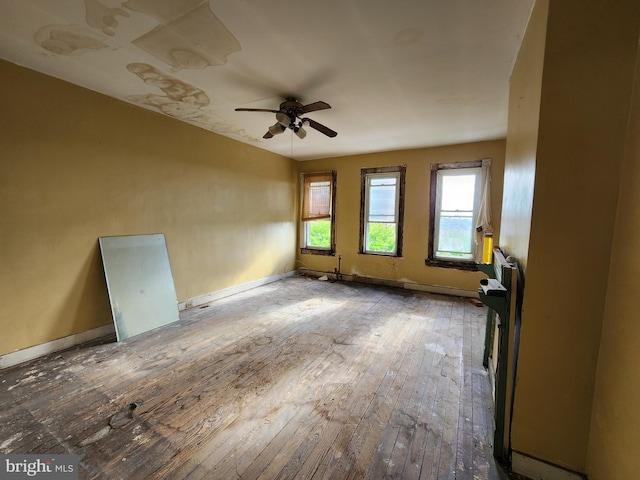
left=279, top=98, right=303, bottom=127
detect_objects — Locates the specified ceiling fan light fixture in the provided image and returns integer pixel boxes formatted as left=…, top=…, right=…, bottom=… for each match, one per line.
left=268, top=123, right=286, bottom=135
left=236, top=98, right=336, bottom=139
left=275, top=112, right=290, bottom=127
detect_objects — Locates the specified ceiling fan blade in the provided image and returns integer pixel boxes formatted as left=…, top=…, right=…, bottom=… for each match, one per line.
left=303, top=118, right=337, bottom=137
left=235, top=108, right=280, bottom=113
left=263, top=131, right=274, bottom=139
left=300, top=101, right=331, bottom=114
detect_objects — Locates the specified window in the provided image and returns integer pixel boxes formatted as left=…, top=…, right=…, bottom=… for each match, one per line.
left=360, top=166, right=406, bottom=256
left=427, top=161, right=486, bottom=269
left=300, top=171, right=336, bottom=255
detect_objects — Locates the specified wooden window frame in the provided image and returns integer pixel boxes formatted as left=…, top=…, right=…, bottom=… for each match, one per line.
left=426, top=161, right=481, bottom=271
left=359, top=165, right=406, bottom=257
left=300, top=170, right=337, bottom=256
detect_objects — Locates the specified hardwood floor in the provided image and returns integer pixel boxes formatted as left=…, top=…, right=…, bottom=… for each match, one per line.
left=0, top=276, right=507, bottom=479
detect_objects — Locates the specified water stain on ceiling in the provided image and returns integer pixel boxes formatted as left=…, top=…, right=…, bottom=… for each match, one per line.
left=126, top=0, right=240, bottom=71
left=84, top=0, right=129, bottom=36
left=126, top=62, right=213, bottom=127
left=35, top=0, right=245, bottom=137
left=393, top=27, right=424, bottom=47
left=34, top=25, right=108, bottom=55
left=126, top=62, right=256, bottom=140
left=127, top=63, right=210, bottom=106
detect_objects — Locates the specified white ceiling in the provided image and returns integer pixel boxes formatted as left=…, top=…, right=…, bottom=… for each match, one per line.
left=0, top=0, right=533, bottom=160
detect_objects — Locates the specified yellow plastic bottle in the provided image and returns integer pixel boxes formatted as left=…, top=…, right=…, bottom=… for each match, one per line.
left=482, top=233, right=493, bottom=264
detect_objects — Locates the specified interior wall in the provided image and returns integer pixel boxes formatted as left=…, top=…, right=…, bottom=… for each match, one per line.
left=295, top=140, right=506, bottom=293
left=507, top=0, right=640, bottom=473
left=587, top=30, right=640, bottom=480
left=0, top=59, right=297, bottom=356
left=498, top=0, right=547, bottom=272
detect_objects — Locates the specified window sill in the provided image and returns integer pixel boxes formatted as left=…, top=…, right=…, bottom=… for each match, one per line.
left=425, top=258, right=479, bottom=271
left=359, top=251, right=402, bottom=258
left=300, top=248, right=335, bottom=256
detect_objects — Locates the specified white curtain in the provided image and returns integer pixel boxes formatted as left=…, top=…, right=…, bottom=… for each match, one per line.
left=474, top=158, right=493, bottom=261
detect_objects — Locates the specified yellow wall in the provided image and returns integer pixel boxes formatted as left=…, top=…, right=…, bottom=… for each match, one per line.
left=587, top=34, right=640, bottom=479
left=499, top=0, right=547, bottom=271
left=295, top=141, right=505, bottom=293
left=0, top=59, right=297, bottom=356
left=505, top=0, right=640, bottom=473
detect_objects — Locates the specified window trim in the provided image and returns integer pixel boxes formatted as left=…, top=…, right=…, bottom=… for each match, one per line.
left=359, top=165, right=406, bottom=257
left=426, top=161, right=482, bottom=271
left=299, top=170, right=337, bottom=256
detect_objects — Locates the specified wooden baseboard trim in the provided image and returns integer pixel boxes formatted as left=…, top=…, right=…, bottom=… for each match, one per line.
left=402, top=281, right=478, bottom=298
left=512, top=451, right=587, bottom=480
left=298, top=268, right=478, bottom=298
left=0, top=324, right=116, bottom=369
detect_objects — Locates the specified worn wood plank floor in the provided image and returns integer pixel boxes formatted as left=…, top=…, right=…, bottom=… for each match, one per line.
left=0, top=276, right=506, bottom=479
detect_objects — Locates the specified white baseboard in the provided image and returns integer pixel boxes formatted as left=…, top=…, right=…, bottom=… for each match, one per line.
left=512, top=451, right=586, bottom=480
left=178, top=270, right=296, bottom=311
left=0, top=324, right=116, bottom=369
left=1, top=271, right=297, bottom=369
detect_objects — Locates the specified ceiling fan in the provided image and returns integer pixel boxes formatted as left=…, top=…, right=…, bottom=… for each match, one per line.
left=235, top=97, right=337, bottom=139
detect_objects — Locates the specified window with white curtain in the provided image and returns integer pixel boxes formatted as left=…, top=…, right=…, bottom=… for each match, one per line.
left=427, top=160, right=492, bottom=269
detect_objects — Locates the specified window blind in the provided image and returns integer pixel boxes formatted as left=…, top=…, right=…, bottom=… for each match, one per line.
left=301, top=172, right=332, bottom=221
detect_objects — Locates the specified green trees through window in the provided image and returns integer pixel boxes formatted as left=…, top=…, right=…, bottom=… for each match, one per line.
left=307, top=220, right=331, bottom=248
left=366, top=223, right=397, bottom=253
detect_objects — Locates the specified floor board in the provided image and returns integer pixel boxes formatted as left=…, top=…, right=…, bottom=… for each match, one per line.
left=1, top=276, right=507, bottom=479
